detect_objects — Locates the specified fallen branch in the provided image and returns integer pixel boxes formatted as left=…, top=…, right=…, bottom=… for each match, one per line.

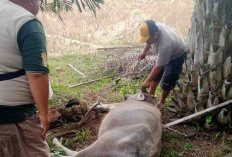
left=97, top=46, right=143, bottom=51
left=69, top=75, right=115, bottom=88
left=68, top=64, right=86, bottom=78
left=79, top=102, right=101, bottom=126
left=46, top=34, right=100, bottom=49
left=48, top=102, right=100, bottom=139
left=164, top=99, right=232, bottom=128
left=200, top=62, right=223, bottom=77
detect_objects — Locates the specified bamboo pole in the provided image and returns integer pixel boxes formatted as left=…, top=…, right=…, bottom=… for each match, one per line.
left=164, top=99, right=232, bottom=128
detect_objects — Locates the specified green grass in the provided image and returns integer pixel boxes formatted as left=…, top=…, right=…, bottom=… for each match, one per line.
left=75, top=129, right=92, bottom=145
left=161, top=131, right=195, bottom=157
left=48, top=52, right=153, bottom=106
left=48, top=51, right=179, bottom=107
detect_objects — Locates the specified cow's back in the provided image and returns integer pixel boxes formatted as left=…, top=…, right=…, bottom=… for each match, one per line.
left=96, top=100, right=162, bottom=157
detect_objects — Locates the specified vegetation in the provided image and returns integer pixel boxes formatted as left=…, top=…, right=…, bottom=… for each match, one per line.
left=40, top=0, right=104, bottom=15
left=42, top=0, right=232, bottom=156
left=48, top=52, right=153, bottom=105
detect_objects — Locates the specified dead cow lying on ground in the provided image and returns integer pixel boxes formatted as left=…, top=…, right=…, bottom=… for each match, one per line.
left=51, top=92, right=162, bottom=157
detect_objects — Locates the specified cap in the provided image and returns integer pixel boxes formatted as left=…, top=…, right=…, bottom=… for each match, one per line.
left=138, top=22, right=150, bottom=43
left=138, top=20, right=158, bottom=43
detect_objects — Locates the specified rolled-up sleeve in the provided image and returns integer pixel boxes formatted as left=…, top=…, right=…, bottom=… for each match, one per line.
left=17, top=19, right=49, bottom=73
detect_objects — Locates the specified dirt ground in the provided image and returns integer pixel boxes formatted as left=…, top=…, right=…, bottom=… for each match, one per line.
left=52, top=105, right=232, bottom=157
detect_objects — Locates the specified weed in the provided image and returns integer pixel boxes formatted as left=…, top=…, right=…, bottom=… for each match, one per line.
left=181, top=142, right=194, bottom=151
left=48, top=139, right=66, bottom=155
left=61, top=138, right=74, bottom=147
left=170, top=151, right=178, bottom=157
left=51, top=147, right=66, bottom=156
left=162, top=131, right=172, bottom=139
left=215, top=132, right=222, bottom=139
left=197, top=125, right=201, bottom=132
left=171, top=138, right=178, bottom=144
left=75, top=129, right=92, bottom=144
left=206, top=115, right=213, bottom=124
left=120, top=85, right=137, bottom=96
left=221, top=145, right=232, bottom=154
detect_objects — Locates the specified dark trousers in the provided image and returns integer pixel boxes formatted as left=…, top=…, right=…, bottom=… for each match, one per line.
left=154, top=53, right=186, bottom=91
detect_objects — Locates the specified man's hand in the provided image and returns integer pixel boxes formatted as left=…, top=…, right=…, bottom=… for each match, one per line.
left=38, top=113, right=50, bottom=136
left=142, top=79, right=151, bottom=88
left=141, top=66, right=162, bottom=91
left=138, top=44, right=151, bottom=61
left=138, top=53, right=146, bottom=61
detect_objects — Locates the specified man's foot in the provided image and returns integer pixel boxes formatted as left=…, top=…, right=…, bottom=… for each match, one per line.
left=155, top=102, right=164, bottom=110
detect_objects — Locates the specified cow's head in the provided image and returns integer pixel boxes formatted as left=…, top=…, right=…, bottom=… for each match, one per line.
left=124, top=87, right=155, bottom=104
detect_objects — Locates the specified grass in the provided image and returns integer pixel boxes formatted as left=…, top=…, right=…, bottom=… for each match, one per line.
left=161, top=131, right=195, bottom=157
left=48, top=52, right=154, bottom=106
left=75, top=129, right=92, bottom=145
left=47, top=51, right=180, bottom=107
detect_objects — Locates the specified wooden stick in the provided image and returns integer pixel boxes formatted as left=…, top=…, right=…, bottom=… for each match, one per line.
left=163, top=99, right=232, bottom=128
left=69, top=75, right=115, bottom=88
left=79, top=102, right=100, bottom=126
left=97, top=46, right=143, bottom=51
left=162, top=124, right=188, bottom=137
left=200, top=62, right=223, bottom=77
left=68, top=64, right=86, bottom=78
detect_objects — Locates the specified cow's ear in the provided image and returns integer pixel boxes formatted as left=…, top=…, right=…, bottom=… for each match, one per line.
left=135, top=92, right=145, bottom=101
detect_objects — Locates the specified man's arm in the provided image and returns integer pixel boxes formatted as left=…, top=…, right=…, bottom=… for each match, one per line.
left=26, top=73, right=49, bottom=136
left=138, top=43, right=151, bottom=61
left=142, top=66, right=163, bottom=88
left=18, top=19, right=50, bottom=136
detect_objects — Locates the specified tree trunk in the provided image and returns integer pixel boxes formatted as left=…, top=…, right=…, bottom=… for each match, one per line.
left=181, top=0, right=232, bottom=126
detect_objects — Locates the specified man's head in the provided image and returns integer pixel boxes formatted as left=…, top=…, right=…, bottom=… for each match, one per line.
left=138, top=20, right=160, bottom=44
left=10, top=0, right=41, bottom=15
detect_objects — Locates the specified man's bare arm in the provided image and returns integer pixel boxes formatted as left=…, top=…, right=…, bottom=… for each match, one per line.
left=142, top=66, right=163, bottom=88
left=26, top=73, right=49, bottom=136
left=138, top=44, right=151, bottom=61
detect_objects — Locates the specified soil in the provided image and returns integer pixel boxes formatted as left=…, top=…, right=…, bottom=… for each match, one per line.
left=53, top=106, right=232, bottom=157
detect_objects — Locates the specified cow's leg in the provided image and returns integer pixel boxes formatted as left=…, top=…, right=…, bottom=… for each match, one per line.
left=52, top=138, right=77, bottom=156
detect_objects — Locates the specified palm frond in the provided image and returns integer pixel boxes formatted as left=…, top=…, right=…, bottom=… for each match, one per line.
left=40, top=0, right=104, bottom=15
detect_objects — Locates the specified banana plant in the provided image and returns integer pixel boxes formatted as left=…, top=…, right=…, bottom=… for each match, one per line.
left=40, top=0, right=104, bottom=16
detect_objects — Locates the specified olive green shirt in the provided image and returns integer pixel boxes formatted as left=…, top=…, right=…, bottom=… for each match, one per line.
left=17, top=19, right=49, bottom=73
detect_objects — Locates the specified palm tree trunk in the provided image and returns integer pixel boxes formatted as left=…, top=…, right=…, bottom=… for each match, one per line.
left=181, top=0, right=232, bottom=125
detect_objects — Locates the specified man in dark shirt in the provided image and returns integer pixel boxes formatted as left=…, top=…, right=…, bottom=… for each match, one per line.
left=0, top=0, right=50, bottom=156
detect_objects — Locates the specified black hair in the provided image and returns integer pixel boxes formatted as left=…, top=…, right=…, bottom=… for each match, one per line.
left=145, top=20, right=159, bottom=36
